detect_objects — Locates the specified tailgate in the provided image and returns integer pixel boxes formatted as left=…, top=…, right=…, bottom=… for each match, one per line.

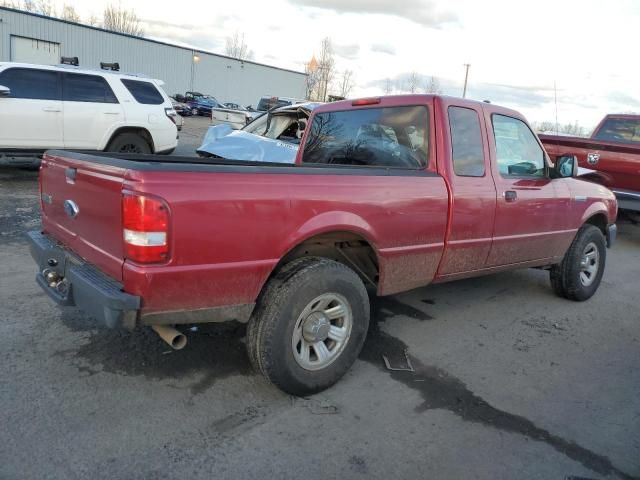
left=212, top=108, right=246, bottom=124
left=40, top=152, right=127, bottom=281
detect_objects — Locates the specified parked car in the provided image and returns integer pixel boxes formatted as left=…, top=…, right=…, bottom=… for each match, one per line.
left=200, top=102, right=319, bottom=161
left=0, top=61, right=178, bottom=167
left=183, top=91, right=221, bottom=116
left=223, top=102, right=241, bottom=110
left=539, top=114, right=640, bottom=216
left=170, top=97, right=191, bottom=117
left=211, top=95, right=307, bottom=130
left=28, top=94, right=617, bottom=396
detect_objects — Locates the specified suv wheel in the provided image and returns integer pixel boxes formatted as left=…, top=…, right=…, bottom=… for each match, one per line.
left=107, top=133, right=151, bottom=154
left=550, top=224, right=606, bottom=301
left=247, top=257, right=369, bottom=396
left=191, top=107, right=199, bottom=116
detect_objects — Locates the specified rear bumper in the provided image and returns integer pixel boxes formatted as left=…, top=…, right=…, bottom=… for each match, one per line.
left=27, top=231, right=140, bottom=329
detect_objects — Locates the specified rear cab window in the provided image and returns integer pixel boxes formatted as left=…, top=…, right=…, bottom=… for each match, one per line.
left=0, top=67, right=60, bottom=100
left=121, top=79, right=164, bottom=105
left=449, top=106, right=485, bottom=177
left=592, top=117, right=640, bottom=143
left=63, top=73, right=118, bottom=103
left=301, top=106, right=429, bottom=169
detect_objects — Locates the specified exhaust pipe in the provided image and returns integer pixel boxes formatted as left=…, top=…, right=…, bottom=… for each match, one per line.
left=152, top=325, right=187, bottom=350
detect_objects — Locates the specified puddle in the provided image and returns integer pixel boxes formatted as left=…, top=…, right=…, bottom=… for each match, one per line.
left=360, top=295, right=635, bottom=480
left=57, top=309, right=253, bottom=394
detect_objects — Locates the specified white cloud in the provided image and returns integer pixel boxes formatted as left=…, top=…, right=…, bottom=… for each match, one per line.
left=50, top=0, right=640, bottom=129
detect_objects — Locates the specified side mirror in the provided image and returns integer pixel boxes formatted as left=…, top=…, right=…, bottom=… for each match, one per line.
left=552, top=154, right=578, bottom=178
left=0, top=85, right=10, bottom=97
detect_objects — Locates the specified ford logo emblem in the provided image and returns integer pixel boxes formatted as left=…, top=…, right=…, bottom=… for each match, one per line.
left=64, top=199, right=80, bottom=219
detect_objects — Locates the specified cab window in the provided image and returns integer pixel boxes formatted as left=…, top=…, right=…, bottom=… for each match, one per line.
left=492, top=115, right=545, bottom=178
left=592, top=117, right=640, bottom=144
left=449, top=106, right=485, bottom=177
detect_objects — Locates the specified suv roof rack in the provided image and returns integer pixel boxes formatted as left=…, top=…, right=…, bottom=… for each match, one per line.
left=100, top=62, right=120, bottom=71
left=60, top=56, right=79, bottom=66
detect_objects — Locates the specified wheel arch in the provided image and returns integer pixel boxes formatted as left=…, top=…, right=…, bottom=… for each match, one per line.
left=104, top=126, right=155, bottom=153
left=269, top=221, right=381, bottom=291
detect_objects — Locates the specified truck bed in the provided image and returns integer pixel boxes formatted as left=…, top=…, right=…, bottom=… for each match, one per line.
left=39, top=150, right=449, bottom=317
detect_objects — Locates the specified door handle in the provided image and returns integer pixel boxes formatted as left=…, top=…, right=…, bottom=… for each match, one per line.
left=43, top=107, right=61, bottom=112
left=504, top=190, right=517, bottom=202
left=103, top=112, right=120, bottom=115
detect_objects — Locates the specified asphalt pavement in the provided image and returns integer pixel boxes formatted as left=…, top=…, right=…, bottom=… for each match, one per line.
left=1, top=142, right=638, bottom=479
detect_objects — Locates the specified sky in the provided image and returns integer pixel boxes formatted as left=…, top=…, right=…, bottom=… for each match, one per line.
left=49, top=0, right=640, bottom=131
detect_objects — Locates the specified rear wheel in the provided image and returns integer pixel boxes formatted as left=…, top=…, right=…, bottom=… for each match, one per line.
left=191, top=107, right=199, bottom=116
left=550, top=224, right=606, bottom=301
left=246, top=257, right=369, bottom=396
left=107, top=133, right=151, bottom=154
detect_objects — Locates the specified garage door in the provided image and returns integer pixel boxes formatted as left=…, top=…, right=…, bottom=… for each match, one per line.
left=10, top=35, right=60, bottom=65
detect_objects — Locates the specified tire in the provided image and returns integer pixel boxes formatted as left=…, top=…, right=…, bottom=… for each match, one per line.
left=107, top=133, right=151, bottom=154
left=246, top=257, right=370, bottom=396
left=550, top=224, right=606, bottom=301
left=191, top=108, right=199, bottom=116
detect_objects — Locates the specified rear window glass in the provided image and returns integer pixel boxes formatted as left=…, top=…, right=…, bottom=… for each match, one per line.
left=449, top=106, right=485, bottom=177
left=301, top=106, right=429, bottom=169
left=592, top=118, right=640, bottom=144
left=121, top=79, right=164, bottom=105
left=0, top=67, right=59, bottom=100
left=63, top=73, right=118, bottom=103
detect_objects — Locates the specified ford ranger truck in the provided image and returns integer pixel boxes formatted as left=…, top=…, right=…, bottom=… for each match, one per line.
left=28, top=95, right=618, bottom=395
left=539, top=114, right=640, bottom=218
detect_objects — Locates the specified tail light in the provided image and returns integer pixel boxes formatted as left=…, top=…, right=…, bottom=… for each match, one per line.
left=165, top=107, right=177, bottom=125
left=122, top=192, right=170, bottom=263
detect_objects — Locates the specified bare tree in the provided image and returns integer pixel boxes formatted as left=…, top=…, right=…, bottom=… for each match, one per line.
left=61, top=4, right=80, bottom=22
left=0, top=0, right=23, bottom=9
left=316, top=37, right=335, bottom=102
left=87, top=14, right=101, bottom=27
left=103, top=4, right=144, bottom=36
left=224, top=31, right=253, bottom=60
left=423, top=76, right=442, bottom=94
left=407, top=71, right=419, bottom=94
left=338, top=69, right=355, bottom=98
left=383, top=78, right=393, bottom=95
left=14, top=0, right=55, bottom=15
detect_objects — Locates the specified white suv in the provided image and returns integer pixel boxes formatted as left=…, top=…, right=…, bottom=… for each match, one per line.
left=0, top=62, right=178, bottom=166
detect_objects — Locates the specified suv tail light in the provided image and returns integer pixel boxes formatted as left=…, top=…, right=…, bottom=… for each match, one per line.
left=122, top=192, right=170, bottom=263
left=165, top=107, right=177, bottom=125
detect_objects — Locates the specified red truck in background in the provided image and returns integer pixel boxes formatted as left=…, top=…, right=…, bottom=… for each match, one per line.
left=540, top=114, right=640, bottom=218
left=28, top=95, right=617, bottom=395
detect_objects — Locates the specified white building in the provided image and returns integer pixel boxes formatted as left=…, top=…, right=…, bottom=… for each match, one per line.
left=0, top=7, right=307, bottom=107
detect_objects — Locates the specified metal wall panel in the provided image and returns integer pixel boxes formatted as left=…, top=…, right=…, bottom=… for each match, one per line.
left=0, top=7, right=306, bottom=107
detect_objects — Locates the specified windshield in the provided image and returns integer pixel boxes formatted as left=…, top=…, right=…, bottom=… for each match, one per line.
left=244, top=112, right=301, bottom=140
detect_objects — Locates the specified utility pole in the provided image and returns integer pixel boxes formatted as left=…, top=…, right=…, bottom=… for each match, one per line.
left=462, top=63, right=471, bottom=98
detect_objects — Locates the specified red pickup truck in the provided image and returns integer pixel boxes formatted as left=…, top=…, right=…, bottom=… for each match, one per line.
left=540, top=114, right=640, bottom=217
left=28, top=95, right=617, bottom=395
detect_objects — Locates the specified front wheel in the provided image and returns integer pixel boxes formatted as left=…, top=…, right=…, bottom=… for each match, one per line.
left=550, top=224, right=606, bottom=301
left=246, top=258, right=370, bottom=396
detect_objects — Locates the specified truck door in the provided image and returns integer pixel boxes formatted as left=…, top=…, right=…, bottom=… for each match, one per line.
left=437, top=103, right=497, bottom=275
left=483, top=111, right=571, bottom=266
